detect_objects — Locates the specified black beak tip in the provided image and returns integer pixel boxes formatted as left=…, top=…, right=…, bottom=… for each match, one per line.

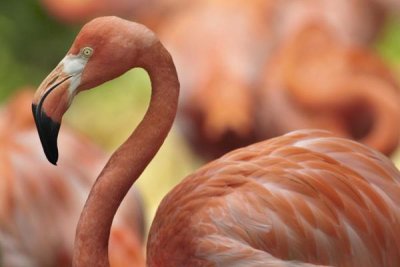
left=32, top=104, right=60, bottom=165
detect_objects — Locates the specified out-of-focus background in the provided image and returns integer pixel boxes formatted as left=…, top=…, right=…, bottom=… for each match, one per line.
left=0, top=0, right=399, bottom=266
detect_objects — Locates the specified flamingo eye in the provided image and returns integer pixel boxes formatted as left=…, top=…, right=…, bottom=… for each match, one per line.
left=80, top=47, right=94, bottom=58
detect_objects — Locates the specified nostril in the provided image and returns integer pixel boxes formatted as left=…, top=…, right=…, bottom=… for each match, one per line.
left=47, top=75, right=60, bottom=87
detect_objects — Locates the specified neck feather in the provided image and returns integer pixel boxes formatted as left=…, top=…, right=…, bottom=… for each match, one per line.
left=72, top=41, right=179, bottom=267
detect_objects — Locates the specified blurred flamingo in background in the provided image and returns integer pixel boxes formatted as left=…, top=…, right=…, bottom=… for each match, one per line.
left=38, top=0, right=396, bottom=33
left=372, top=0, right=400, bottom=11
left=260, top=24, right=400, bottom=156
left=0, top=89, right=145, bottom=267
left=39, top=0, right=190, bottom=29
left=160, top=0, right=277, bottom=159
left=271, top=0, right=386, bottom=45
left=40, top=0, right=141, bottom=24
left=158, top=0, right=400, bottom=159
left=32, top=16, right=400, bottom=267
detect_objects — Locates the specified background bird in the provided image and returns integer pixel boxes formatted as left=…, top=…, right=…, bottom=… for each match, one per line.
left=39, top=0, right=191, bottom=31
left=39, top=0, right=146, bottom=25
left=32, top=16, right=400, bottom=267
left=157, top=0, right=400, bottom=160
left=259, top=23, right=400, bottom=156
left=0, top=89, right=146, bottom=267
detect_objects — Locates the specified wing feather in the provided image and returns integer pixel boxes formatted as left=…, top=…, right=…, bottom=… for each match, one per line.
left=148, top=130, right=400, bottom=266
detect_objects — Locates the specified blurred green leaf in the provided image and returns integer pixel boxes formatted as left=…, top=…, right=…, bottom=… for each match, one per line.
left=0, top=0, right=78, bottom=100
left=376, top=15, right=400, bottom=72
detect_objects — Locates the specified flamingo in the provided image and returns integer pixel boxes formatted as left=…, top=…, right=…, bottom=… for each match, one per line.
left=32, top=16, right=400, bottom=266
left=269, top=0, right=386, bottom=45
left=159, top=0, right=281, bottom=159
left=39, top=0, right=146, bottom=24
left=372, top=0, right=400, bottom=11
left=260, top=23, right=400, bottom=156
left=39, top=0, right=190, bottom=31
left=158, top=0, right=396, bottom=160
left=0, top=89, right=145, bottom=267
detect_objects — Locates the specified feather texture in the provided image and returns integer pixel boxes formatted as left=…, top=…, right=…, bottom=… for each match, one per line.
left=148, top=130, right=400, bottom=267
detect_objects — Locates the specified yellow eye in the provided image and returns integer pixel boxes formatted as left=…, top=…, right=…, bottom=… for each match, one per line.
left=81, top=47, right=94, bottom=58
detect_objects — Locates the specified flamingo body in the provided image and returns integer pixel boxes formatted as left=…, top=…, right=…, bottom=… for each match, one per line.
left=31, top=17, right=400, bottom=267
left=148, top=129, right=400, bottom=266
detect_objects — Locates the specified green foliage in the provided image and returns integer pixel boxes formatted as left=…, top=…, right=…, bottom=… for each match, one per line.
left=376, top=15, right=400, bottom=71
left=0, top=0, right=78, bottom=100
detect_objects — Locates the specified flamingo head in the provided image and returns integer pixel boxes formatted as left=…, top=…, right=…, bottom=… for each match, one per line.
left=32, top=16, right=157, bottom=164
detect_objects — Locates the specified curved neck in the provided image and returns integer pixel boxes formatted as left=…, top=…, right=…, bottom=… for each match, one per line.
left=72, top=42, right=179, bottom=267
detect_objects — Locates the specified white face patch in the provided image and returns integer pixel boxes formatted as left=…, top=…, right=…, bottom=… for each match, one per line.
left=60, top=50, right=91, bottom=96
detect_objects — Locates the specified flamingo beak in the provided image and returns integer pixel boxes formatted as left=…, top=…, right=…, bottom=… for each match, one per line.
left=32, top=50, right=91, bottom=165
left=32, top=65, right=74, bottom=165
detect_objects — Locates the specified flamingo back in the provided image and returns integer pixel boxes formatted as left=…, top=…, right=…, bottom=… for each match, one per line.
left=148, top=129, right=400, bottom=267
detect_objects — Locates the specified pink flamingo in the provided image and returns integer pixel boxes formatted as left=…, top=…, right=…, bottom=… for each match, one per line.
left=260, top=24, right=400, bottom=156
left=40, top=0, right=189, bottom=30
left=32, top=16, right=400, bottom=266
left=158, top=0, right=396, bottom=159
left=40, top=0, right=145, bottom=24
left=0, top=89, right=145, bottom=267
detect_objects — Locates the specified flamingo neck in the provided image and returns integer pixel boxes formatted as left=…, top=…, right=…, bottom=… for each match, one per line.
left=72, top=41, right=179, bottom=267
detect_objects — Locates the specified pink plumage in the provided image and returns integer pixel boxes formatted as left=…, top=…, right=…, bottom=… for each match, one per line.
left=148, top=129, right=400, bottom=266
